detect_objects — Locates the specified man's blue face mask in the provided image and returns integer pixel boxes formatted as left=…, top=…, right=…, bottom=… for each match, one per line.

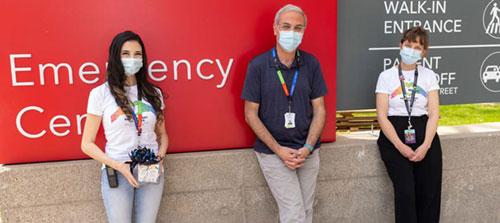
left=278, top=31, right=303, bottom=52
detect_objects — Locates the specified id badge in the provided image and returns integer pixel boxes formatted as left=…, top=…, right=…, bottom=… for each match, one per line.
left=284, top=112, right=296, bottom=129
left=404, top=129, right=416, bottom=144
left=138, top=163, right=160, bottom=184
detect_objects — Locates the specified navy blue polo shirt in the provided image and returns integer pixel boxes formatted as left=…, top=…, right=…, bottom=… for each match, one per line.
left=241, top=48, right=328, bottom=154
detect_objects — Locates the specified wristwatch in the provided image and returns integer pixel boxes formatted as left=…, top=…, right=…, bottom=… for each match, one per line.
left=304, top=143, right=314, bottom=152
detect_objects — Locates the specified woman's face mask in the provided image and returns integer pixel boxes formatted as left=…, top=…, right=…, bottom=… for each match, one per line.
left=399, top=39, right=425, bottom=65
left=121, top=58, right=143, bottom=76
left=399, top=47, right=422, bottom=65
left=120, top=40, right=144, bottom=76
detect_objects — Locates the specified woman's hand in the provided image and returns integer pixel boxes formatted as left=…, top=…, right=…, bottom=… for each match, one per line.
left=377, top=93, right=417, bottom=160
left=82, top=114, right=140, bottom=187
left=158, top=158, right=165, bottom=175
left=410, top=144, right=430, bottom=162
left=396, top=142, right=416, bottom=159
left=114, top=162, right=139, bottom=188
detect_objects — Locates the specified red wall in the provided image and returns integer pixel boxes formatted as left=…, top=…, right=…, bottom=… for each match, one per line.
left=0, top=0, right=337, bottom=164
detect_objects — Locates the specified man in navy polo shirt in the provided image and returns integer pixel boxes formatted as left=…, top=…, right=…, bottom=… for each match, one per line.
left=241, top=4, right=327, bottom=223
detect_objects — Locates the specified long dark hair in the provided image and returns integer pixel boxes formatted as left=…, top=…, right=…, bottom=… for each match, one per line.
left=106, top=31, right=164, bottom=121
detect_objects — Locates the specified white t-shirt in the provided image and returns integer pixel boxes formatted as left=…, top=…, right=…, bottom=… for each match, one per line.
left=86, top=83, right=164, bottom=162
left=375, top=65, right=439, bottom=116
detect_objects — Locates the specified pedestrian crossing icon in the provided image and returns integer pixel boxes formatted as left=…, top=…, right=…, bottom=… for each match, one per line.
left=484, top=1, right=500, bottom=39
left=486, top=3, right=500, bottom=34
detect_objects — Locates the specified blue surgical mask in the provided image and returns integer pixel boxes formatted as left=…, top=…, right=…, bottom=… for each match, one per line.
left=121, top=58, right=143, bottom=76
left=278, top=31, right=303, bottom=52
left=399, top=47, right=422, bottom=65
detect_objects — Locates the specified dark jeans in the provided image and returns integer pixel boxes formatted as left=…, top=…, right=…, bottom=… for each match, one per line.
left=378, top=115, right=442, bottom=223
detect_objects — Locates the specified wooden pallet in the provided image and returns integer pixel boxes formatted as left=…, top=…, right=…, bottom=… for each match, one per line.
left=337, top=109, right=379, bottom=131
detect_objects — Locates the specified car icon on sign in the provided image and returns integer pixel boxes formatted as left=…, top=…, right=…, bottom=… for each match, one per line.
left=483, top=65, right=500, bottom=83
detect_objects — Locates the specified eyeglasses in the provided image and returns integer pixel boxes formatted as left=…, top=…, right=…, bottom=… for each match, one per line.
left=277, top=23, right=305, bottom=33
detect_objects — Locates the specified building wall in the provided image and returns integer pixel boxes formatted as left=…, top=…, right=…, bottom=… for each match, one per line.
left=1, top=127, right=499, bottom=222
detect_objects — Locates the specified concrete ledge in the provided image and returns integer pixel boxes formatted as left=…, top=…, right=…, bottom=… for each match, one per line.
left=1, top=123, right=500, bottom=222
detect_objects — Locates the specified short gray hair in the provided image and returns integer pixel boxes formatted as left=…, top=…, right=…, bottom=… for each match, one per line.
left=274, top=4, right=307, bottom=27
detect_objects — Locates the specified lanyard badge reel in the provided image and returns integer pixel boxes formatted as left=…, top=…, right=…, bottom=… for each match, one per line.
left=272, top=48, right=300, bottom=129
left=399, top=64, right=418, bottom=144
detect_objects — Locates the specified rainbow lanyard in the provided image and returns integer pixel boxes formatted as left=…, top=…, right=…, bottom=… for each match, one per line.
left=272, top=48, right=300, bottom=112
left=130, top=95, right=144, bottom=137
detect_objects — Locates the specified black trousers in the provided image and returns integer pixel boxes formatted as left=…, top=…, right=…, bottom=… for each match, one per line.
left=378, top=116, right=442, bottom=223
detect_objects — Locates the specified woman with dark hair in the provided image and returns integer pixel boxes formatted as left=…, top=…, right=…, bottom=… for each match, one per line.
left=376, top=26, right=442, bottom=223
left=81, top=30, right=168, bottom=223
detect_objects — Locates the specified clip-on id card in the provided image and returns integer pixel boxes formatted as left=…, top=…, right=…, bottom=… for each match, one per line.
left=404, top=129, right=416, bottom=144
left=284, top=112, right=296, bottom=129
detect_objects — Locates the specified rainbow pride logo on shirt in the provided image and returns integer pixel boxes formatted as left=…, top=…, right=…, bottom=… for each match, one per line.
left=390, top=82, right=428, bottom=99
left=110, top=100, right=155, bottom=123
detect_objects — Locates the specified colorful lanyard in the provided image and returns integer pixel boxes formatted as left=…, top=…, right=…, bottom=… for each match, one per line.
left=398, top=64, right=419, bottom=128
left=130, top=94, right=144, bottom=137
left=272, top=48, right=300, bottom=112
